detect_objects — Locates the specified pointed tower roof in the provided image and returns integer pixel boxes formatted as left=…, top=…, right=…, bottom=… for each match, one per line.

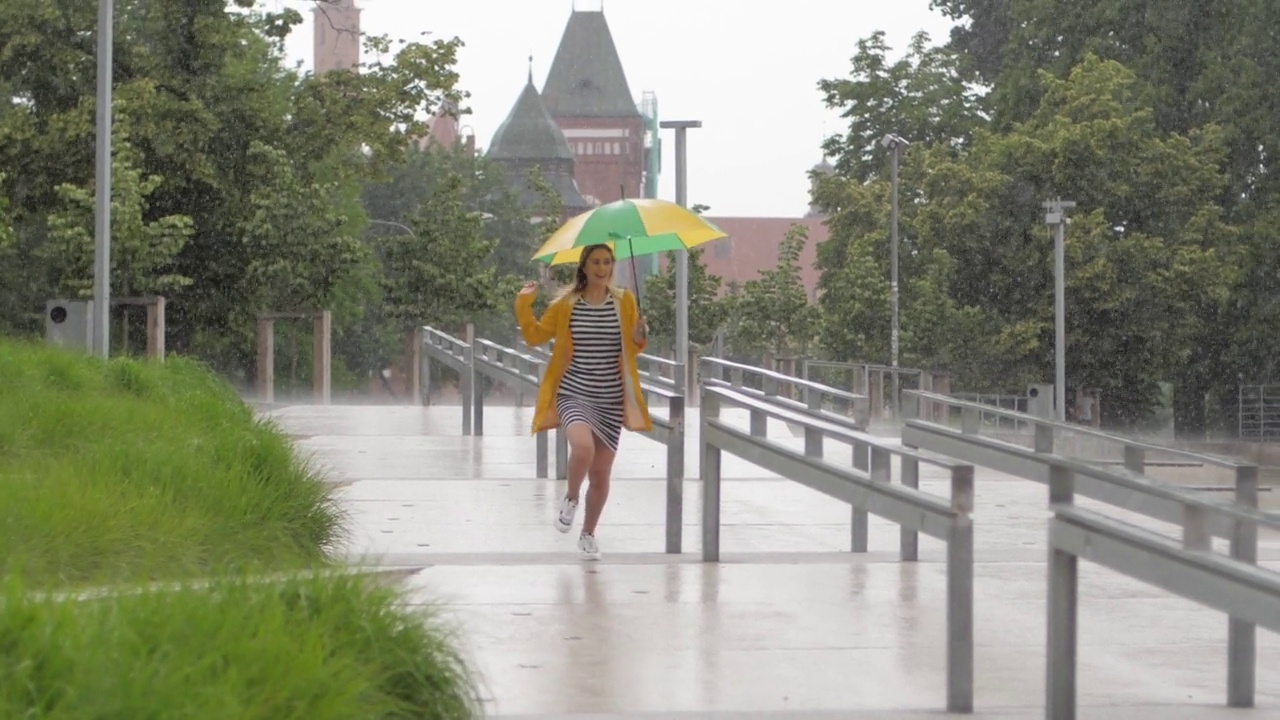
left=541, top=10, right=641, bottom=118
left=487, top=63, right=575, bottom=161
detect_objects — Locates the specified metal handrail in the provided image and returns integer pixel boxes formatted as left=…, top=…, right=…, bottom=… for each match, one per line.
left=700, top=356, right=870, bottom=426
left=905, top=389, right=1251, bottom=470
left=698, top=382, right=974, bottom=713
left=901, top=389, right=1276, bottom=715
left=1043, top=453, right=1279, bottom=717
left=421, top=326, right=474, bottom=435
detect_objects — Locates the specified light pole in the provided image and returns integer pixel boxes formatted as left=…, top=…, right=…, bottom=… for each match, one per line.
left=1043, top=198, right=1075, bottom=422
left=660, top=120, right=701, bottom=397
left=880, top=133, right=909, bottom=417
left=92, top=0, right=115, bottom=358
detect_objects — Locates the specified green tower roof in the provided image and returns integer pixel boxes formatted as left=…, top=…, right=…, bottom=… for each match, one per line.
left=487, top=69, right=575, bottom=161
left=541, top=10, right=641, bottom=119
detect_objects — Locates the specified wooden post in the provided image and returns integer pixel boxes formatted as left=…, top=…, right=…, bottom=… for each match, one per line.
left=408, top=327, right=423, bottom=405
left=312, top=310, right=331, bottom=404
left=145, top=296, right=166, bottom=361
left=257, top=317, right=274, bottom=403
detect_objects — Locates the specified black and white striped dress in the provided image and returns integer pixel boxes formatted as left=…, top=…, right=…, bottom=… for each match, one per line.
left=556, top=294, right=625, bottom=451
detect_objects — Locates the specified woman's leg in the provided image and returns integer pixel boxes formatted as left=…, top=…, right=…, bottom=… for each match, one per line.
left=564, top=422, right=596, bottom=502
left=581, top=433, right=617, bottom=536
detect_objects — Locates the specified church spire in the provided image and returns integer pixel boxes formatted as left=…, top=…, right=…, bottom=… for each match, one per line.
left=541, top=8, right=640, bottom=118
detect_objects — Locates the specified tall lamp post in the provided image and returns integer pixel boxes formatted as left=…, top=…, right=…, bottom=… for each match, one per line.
left=1043, top=198, right=1075, bottom=422
left=660, top=120, right=701, bottom=397
left=92, top=0, right=115, bottom=358
left=881, top=133, right=909, bottom=417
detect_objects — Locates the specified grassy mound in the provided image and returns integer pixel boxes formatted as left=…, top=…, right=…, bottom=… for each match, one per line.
left=0, top=571, right=482, bottom=719
left=0, top=339, right=344, bottom=588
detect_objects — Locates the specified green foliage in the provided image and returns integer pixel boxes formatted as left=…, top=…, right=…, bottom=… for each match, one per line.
left=817, top=28, right=1240, bottom=425
left=724, top=224, right=818, bottom=359
left=642, top=247, right=726, bottom=352
left=42, top=131, right=193, bottom=300
left=641, top=204, right=728, bottom=353
left=0, top=571, right=481, bottom=719
left=0, top=0, right=466, bottom=378
left=818, top=31, right=987, bottom=184
left=931, top=0, right=1280, bottom=431
left=379, top=170, right=504, bottom=332
left=0, top=338, right=343, bottom=588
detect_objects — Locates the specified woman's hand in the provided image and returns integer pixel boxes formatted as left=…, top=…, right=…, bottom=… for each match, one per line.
left=632, top=315, right=648, bottom=345
left=518, top=281, right=538, bottom=297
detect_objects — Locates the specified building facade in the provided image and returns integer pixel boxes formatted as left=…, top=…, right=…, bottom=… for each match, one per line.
left=540, top=10, right=645, bottom=207
left=486, top=67, right=592, bottom=219
left=312, top=0, right=361, bottom=74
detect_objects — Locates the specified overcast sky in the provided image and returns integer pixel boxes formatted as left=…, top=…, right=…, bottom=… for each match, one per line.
left=278, top=0, right=955, bottom=217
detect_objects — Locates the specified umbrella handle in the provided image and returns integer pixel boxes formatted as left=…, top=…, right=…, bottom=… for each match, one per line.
left=627, top=236, right=645, bottom=338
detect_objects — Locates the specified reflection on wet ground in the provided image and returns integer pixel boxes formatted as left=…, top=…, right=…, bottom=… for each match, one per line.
left=266, top=404, right=1280, bottom=719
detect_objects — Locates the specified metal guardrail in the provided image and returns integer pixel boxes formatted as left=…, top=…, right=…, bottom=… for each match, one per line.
left=420, top=328, right=552, bottom=477
left=421, top=327, right=474, bottom=435
left=701, top=357, right=872, bottom=428
left=900, top=389, right=1280, bottom=715
left=1044, top=456, right=1280, bottom=718
left=697, top=370, right=974, bottom=713
left=902, top=390, right=1257, bottom=536
left=472, top=339, right=552, bottom=478
left=635, top=352, right=682, bottom=396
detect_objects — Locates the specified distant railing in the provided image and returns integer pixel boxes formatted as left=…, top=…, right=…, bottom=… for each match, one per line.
left=421, top=326, right=474, bottom=436
left=701, top=357, right=872, bottom=428
left=900, top=389, right=1279, bottom=716
left=697, top=359, right=973, bottom=713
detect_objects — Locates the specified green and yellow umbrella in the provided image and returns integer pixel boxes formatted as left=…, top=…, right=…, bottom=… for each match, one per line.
left=532, top=198, right=728, bottom=266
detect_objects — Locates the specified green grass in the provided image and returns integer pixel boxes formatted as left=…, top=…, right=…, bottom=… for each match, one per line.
left=0, top=338, right=344, bottom=589
left=0, top=570, right=482, bottom=720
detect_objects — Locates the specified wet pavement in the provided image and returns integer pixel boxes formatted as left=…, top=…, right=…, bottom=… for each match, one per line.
left=264, top=403, right=1280, bottom=719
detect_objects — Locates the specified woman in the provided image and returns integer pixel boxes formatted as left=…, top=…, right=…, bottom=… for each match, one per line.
left=515, top=243, right=651, bottom=560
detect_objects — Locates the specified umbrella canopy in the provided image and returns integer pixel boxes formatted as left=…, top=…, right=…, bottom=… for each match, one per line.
left=532, top=198, right=728, bottom=265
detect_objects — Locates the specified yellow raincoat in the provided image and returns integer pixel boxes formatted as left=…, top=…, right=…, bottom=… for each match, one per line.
left=515, top=288, right=652, bottom=435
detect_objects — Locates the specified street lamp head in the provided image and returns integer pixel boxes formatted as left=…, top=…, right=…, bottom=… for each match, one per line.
left=880, top=133, right=910, bottom=150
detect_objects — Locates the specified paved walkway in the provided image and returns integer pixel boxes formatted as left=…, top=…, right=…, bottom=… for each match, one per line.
left=265, top=403, right=1280, bottom=719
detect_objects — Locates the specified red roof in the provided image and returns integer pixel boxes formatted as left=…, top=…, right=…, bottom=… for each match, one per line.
left=662, top=216, right=828, bottom=300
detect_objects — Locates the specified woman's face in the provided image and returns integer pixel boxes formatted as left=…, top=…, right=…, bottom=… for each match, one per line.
left=582, top=248, right=614, bottom=288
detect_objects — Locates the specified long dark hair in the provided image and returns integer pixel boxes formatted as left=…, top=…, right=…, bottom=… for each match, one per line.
left=555, top=243, right=616, bottom=301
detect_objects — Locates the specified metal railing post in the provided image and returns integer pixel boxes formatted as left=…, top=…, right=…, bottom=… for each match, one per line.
left=1228, top=464, right=1259, bottom=707
left=461, top=341, right=474, bottom=436
left=1047, top=464, right=1078, bottom=720
left=804, top=391, right=823, bottom=458
left=900, top=456, right=921, bottom=561
left=700, top=385, right=721, bottom=562
left=851, top=440, right=869, bottom=552
left=666, top=394, right=686, bottom=554
left=947, top=464, right=975, bottom=713
left=556, top=429, right=568, bottom=479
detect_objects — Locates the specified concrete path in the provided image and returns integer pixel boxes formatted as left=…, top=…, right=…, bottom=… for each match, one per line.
left=266, top=404, right=1280, bottom=719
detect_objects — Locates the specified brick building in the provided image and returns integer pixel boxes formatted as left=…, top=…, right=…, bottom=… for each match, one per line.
left=314, top=3, right=834, bottom=297
left=312, top=0, right=360, bottom=74
left=486, top=65, right=593, bottom=218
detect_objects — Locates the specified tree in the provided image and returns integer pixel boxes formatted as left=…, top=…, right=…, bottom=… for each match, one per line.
left=39, top=129, right=194, bottom=352
left=642, top=247, right=726, bottom=353
left=379, top=170, right=503, bottom=336
left=909, top=56, right=1236, bottom=420
left=0, top=0, right=466, bottom=380
left=641, top=203, right=728, bottom=353
left=725, top=224, right=818, bottom=361
left=818, top=31, right=988, bottom=185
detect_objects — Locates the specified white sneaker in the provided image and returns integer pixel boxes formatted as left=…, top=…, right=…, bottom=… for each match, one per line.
left=578, top=533, right=601, bottom=561
left=554, top=496, right=578, bottom=533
